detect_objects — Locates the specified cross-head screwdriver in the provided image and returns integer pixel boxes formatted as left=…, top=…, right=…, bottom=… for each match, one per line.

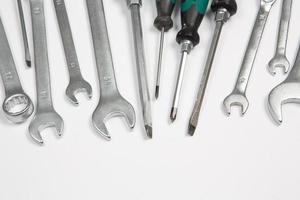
left=154, top=0, right=176, bottom=99
left=189, top=0, right=237, bottom=136
left=170, top=0, right=209, bottom=122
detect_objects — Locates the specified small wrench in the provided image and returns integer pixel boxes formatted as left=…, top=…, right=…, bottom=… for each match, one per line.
left=268, top=0, right=292, bottom=75
left=268, top=43, right=300, bottom=124
left=29, top=0, right=64, bottom=144
left=87, top=0, right=136, bottom=140
left=0, top=17, right=33, bottom=123
left=53, top=0, right=92, bottom=105
left=223, top=0, right=276, bottom=115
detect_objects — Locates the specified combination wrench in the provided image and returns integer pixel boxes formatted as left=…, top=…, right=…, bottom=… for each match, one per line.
left=0, top=17, right=33, bottom=123
left=268, top=0, right=292, bottom=75
left=29, top=0, right=64, bottom=144
left=53, top=0, right=92, bottom=105
left=268, top=43, right=300, bottom=124
left=86, top=0, right=136, bottom=140
left=223, top=0, right=276, bottom=115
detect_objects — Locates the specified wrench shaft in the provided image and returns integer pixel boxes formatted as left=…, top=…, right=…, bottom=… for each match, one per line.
left=0, top=18, right=23, bottom=96
left=30, top=0, right=53, bottom=110
left=234, top=3, right=273, bottom=94
left=276, top=0, right=292, bottom=55
left=86, top=0, right=118, bottom=97
left=53, top=0, right=82, bottom=79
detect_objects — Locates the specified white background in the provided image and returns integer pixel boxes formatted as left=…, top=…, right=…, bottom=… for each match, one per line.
left=0, top=0, right=299, bottom=199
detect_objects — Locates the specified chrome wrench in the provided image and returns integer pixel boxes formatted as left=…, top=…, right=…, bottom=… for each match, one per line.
left=87, top=0, right=136, bottom=140
left=223, top=0, right=276, bottom=115
left=29, top=0, right=64, bottom=144
left=53, top=0, right=92, bottom=105
left=0, top=17, right=33, bottom=123
left=268, top=0, right=292, bottom=75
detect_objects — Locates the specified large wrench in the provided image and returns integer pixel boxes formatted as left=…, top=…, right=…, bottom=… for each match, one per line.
left=268, top=43, right=300, bottom=124
left=268, top=0, right=292, bottom=75
left=87, top=0, right=136, bottom=140
left=223, top=0, right=276, bottom=115
left=29, top=0, right=64, bottom=144
left=0, top=17, right=33, bottom=123
left=53, top=0, right=92, bottom=105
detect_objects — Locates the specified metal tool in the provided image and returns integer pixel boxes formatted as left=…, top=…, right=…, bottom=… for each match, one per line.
left=17, top=0, right=31, bottom=67
left=53, top=0, right=92, bottom=105
left=0, top=17, right=33, bottom=123
left=87, top=0, right=136, bottom=140
left=127, top=0, right=152, bottom=138
left=29, top=0, right=64, bottom=144
left=170, top=0, right=209, bottom=122
left=154, top=0, right=176, bottom=99
left=189, top=0, right=237, bottom=136
left=268, top=43, right=300, bottom=124
left=223, top=0, right=276, bottom=115
left=268, top=0, right=292, bottom=75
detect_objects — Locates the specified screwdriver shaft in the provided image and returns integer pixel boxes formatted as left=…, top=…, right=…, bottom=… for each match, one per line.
left=17, top=0, right=31, bottom=67
left=189, top=21, right=223, bottom=135
left=170, top=40, right=191, bottom=121
left=128, top=2, right=152, bottom=138
left=155, top=28, right=165, bottom=99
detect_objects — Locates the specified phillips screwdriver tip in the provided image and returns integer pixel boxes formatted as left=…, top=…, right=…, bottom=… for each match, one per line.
left=145, top=125, right=153, bottom=139
left=155, top=86, right=159, bottom=99
left=170, top=107, right=177, bottom=122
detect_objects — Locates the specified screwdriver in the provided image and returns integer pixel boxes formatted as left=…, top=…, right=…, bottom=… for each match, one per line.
left=154, top=0, right=176, bottom=99
left=127, top=0, right=152, bottom=138
left=17, top=0, right=31, bottom=67
left=189, top=0, right=237, bottom=136
left=170, top=0, right=209, bottom=121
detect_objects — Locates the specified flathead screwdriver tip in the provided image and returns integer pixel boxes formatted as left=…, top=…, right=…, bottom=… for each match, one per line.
left=170, top=107, right=177, bottom=122
left=26, top=59, right=31, bottom=67
left=145, top=125, right=153, bottom=139
left=155, top=86, right=159, bottom=99
left=188, top=123, right=196, bottom=136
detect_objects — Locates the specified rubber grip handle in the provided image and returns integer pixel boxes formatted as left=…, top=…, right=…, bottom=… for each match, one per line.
left=154, top=0, right=176, bottom=31
left=211, top=0, right=237, bottom=16
left=176, top=0, right=209, bottom=47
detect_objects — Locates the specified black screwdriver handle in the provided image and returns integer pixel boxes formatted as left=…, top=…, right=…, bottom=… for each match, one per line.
left=211, top=0, right=237, bottom=16
left=176, top=0, right=209, bottom=47
left=154, top=0, right=176, bottom=31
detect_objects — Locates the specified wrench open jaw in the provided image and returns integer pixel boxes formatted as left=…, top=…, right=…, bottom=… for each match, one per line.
left=92, top=96, right=136, bottom=141
left=268, top=42, right=300, bottom=124
left=29, top=109, right=63, bottom=144
left=66, top=78, right=92, bottom=105
left=223, top=92, right=249, bottom=115
left=268, top=55, right=290, bottom=75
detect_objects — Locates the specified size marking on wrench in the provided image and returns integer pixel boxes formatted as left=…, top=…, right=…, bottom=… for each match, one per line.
left=29, top=0, right=63, bottom=145
left=223, top=0, right=276, bottom=115
left=268, top=43, right=300, bottom=124
left=53, top=0, right=92, bottom=105
left=0, top=18, right=33, bottom=123
left=87, top=0, right=136, bottom=140
left=268, top=0, right=292, bottom=75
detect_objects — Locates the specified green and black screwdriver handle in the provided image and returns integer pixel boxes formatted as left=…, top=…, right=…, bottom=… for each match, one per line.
left=170, top=0, right=210, bottom=121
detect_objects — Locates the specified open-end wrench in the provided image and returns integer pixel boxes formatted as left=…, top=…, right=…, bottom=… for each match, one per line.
left=0, top=17, right=33, bottom=123
left=268, top=43, right=300, bottom=124
left=53, top=0, right=92, bottom=105
left=29, top=0, right=64, bottom=145
left=268, top=0, right=292, bottom=75
left=17, top=0, right=32, bottom=67
left=87, top=0, right=136, bottom=140
left=223, top=0, right=276, bottom=115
